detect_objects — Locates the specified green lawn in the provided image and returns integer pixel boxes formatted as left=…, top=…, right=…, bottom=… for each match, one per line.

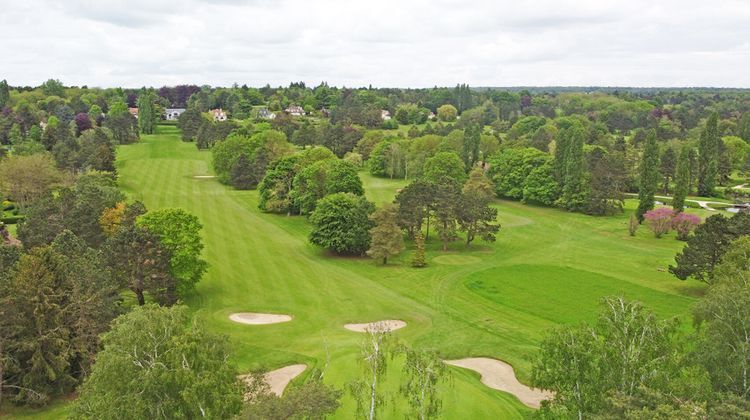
left=7, top=125, right=706, bottom=418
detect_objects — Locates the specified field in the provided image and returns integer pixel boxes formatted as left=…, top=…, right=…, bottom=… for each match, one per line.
left=9, top=125, right=708, bottom=418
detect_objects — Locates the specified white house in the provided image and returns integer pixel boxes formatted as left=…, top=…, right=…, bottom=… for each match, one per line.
left=257, top=108, right=276, bottom=120
left=164, top=108, right=186, bottom=120
left=284, top=105, right=305, bottom=116
left=381, top=110, right=391, bottom=121
left=209, top=108, right=227, bottom=121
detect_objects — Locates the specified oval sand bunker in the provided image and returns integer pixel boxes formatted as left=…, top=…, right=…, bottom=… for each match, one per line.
left=240, top=364, right=306, bottom=397
left=445, top=357, right=552, bottom=408
left=229, top=312, right=292, bottom=325
left=344, top=320, right=406, bottom=332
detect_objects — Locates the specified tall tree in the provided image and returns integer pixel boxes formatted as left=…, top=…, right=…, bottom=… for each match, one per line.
left=309, top=193, right=374, bottom=255
left=349, top=324, right=392, bottom=420
left=72, top=305, right=243, bottom=419
left=394, top=180, right=436, bottom=239
left=659, top=148, right=677, bottom=194
left=411, top=230, right=427, bottom=268
left=459, top=168, right=499, bottom=246
left=400, top=348, right=450, bottom=420
left=557, top=125, right=588, bottom=211
left=0, top=79, right=9, bottom=108
left=366, top=204, right=404, bottom=265
left=698, top=112, right=719, bottom=196
left=176, top=107, right=204, bottom=141
left=136, top=91, right=157, bottom=135
left=636, top=130, right=660, bottom=222
left=433, top=178, right=461, bottom=251
left=672, top=145, right=691, bottom=212
left=0, top=154, right=63, bottom=209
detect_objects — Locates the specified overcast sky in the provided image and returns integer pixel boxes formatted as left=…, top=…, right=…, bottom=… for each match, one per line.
left=1, top=0, right=749, bottom=88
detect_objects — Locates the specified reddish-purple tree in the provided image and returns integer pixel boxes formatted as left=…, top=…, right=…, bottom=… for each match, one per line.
left=671, top=212, right=701, bottom=241
left=644, top=207, right=674, bottom=238
left=74, top=112, right=93, bottom=136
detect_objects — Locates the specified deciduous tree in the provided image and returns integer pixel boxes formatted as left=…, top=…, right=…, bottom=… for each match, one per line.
left=366, top=204, right=404, bottom=264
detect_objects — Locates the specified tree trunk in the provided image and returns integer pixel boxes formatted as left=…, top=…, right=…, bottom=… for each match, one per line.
left=425, top=217, right=430, bottom=241
left=382, top=257, right=387, bottom=265
left=134, top=288, right=145, bottom=306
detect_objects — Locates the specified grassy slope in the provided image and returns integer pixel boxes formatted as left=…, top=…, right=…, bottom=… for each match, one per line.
left=7, top=125, right=706, bottom=418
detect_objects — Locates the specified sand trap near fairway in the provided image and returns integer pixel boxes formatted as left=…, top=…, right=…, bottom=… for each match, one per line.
left=229, top=312, right=292, bottom=325
left=344, top=320, right=407, bottom=332
left=445, top=358, right=552, bottom=408
left=239, top=364, right=307, bottom=398
left=193, top=175, right=216, bottom=179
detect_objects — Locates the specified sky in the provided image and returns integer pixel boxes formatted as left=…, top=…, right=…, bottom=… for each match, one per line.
left=1, top=0, right=749, bottom=88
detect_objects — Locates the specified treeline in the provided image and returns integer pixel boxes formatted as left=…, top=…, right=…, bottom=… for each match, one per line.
left=533, top=211, right=750, bottom=418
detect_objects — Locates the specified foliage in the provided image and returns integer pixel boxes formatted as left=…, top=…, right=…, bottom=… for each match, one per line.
left=436, top=104, right=457, bottom=122
left=556, top=124, right=589, bottom=212
left=411, top=230, right=426, bottom=268
left=459, top=168, right=500, bottom=246
left=176, top=107, right=205, bottom=141
left=0, top=154, right=63, bottom=208
left=292, top=158, right=364, bottom=214
left=394, top=180, right=436, bottom=238
left=697, top=112, right=719, bottom=196
left=399, top=348, right=450, bottom=420
left=643, top=207, right=673, bottom=238
left=636, top=130, right=660, bottom=222
left=671, top=212, right=701, bottom=241
left=672, top=145, right=691, bottom=212
left=72, top=305, right=243, bottom=419
left=349, top=324, right=392, bottom=420
left=628, top=213, right=639, bottom=236
left=137, top=208, right=208, bottom=297
left=488, top=147, right=550, bottom=200
left=423, top=152, right=466, bottom=184
left=244, top=380, right=342, bottom=420
left=309, top=193, right=374, bottom=255
left=366, top=204, right=404, bottom=264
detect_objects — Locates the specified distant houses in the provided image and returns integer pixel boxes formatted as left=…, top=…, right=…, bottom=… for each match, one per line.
left=164, top=108, right=186, bottom=120
left=284, top=105, right=305, bottom=116
left=209, top=108, right=227, bottom=121
left=381, top=110, right=391, bottom=121
left=128, top=107, right=139, bottom=118
left=257, top=107, right=276, bottom=120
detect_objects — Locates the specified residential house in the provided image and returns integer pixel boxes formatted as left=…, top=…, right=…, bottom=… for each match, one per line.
left=284, top=105, right=305, bottom=116
left=164, top=108, right=186, bottom=120
left=381, top=110, right=391, bottom=121
left=209, top=108, right=227, bottom=121
left=128, top=107, right=139, bottom=119
left=257, top=107, right=276, bottom=120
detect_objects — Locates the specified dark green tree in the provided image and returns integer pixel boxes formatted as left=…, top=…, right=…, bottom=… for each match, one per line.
left=411, top=230, right=426, bottom=268
left=309, top=193, right=375, bottom=255
left=557, top=125, right=588, bottom=212
left=176, top=107, right=205, bottom=141
left=672, top=145, right=691, bottom=212
left=136, top=91, right=157, bottom=135
left=394, top=180, right=436, bottom=239
left=0, top=79, right=9, bottom=108
left=423, top=152, right=466, bottom=184
left=366, top=203, right=404, bottom=264
left=636, top=130, right=660, bottom=222
left=698, top=112, right=719, bottom=196
left=659, top=148, right=677, bottom=194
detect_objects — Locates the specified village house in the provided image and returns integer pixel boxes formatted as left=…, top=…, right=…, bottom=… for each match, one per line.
left=381, top=110, right=391, bottom=120
left=128, top=107, right=139, bottom=118
left=257, top=107, right=276, bottom=120
left=284, top=105, right=305, bottom=116
left=209, top=108, right=227, bottom=121
left=164, top=108, right=186, bottom=120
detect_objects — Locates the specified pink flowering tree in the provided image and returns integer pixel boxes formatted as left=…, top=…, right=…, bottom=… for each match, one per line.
left=644, top=207, right=674, bottom=238
left=671, top=212, right=701, bottom=241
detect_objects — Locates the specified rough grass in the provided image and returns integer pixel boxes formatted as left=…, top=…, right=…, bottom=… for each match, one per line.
left=7, top=125, right=706, bottom=419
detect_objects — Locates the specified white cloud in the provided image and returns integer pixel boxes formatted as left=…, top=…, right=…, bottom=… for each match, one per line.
left=1, top=0, right=748, bottom=87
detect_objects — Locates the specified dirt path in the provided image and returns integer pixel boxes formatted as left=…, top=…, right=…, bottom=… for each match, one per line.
left=344, top=319, right=406, bottom=332
left=229, top=312, right=292, bottom=325
left=733, top=183, right=747, bottom=189
left=445, top=358, right=552, bottom=409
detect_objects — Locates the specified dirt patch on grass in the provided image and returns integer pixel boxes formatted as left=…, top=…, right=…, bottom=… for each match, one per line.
left=239, top=364, right=307, bottom=397
left=445, top=357, right=552, bottom=408
left=433, top=255, right=481, bottom=265
left=229, top=312, right=292, bottom=325
left=344, top=319, right=407, bottom=332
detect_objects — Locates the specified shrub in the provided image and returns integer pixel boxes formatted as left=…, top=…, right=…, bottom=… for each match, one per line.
left=671, top=212, right=701, bottom=241
left=628, top=213, right=639, bottom=236
left=644, top=207, right=674, bottom=238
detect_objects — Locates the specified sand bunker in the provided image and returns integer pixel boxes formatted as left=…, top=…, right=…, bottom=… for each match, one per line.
left=239, top=364, right=306, bottom=397
left=193, top=175, right=216, bottom=179
left=445, top=358, right=552, bottom=408
left=433, top=255, right=481, bottom=265
left=344, top=319, right=407, bottom=332
left=229, top=312, right=292, bottom=325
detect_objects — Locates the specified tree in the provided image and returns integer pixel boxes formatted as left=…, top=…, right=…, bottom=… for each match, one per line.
left=459, top=168, right=499, bottom=246
left=103, top=101, right=139, bottom=144
left=433, top=178, right=461, bottom=251
left=309, top=193, right=374, bottom=255
left=586, top=148, right=626, bottom=216
left=659, top=148, right=676, bottom=194
left=557, top=124, right=588, bottom=212
left=366, top=204, right=404, bottom=264
left=643, top=207, right=673, bottom=238
left=436, top=104, right=457, bottom=122
left=74, top=113, right=93, bottom=136
left=672, top=145, right=691, bottom=212
left=395, top=180, right=436, bottom=239
left=0, top=79, right=9, bottom=108
left=739, top=113, right=750, bottom=143
left=411, top=230, right=426, bottom=268
left=671, top=212, right=701, bottom=241
left=522, top=162, right=559, bottom=206
left=487, top=148, right=550, bottom=200
left=0, top=154, right=63, bottom=209
left=136, top=91, right=157, bottom=134
left=399, top=348, right=450, bottom=420
left=137, top=208, right=208, bottom=297
left=244, top=380, right=342, bottom=420
left=698, top=112, right=719, bottom=196
left=72, top=305, right=243, bottom=419
left=230, top=152, right=255, bottom=190
left=670, top=212, right=750, bottom=284
left=349, top=324, right=392, bottom=420
left=176, top=107, right=205, bottom=141
left=636, top=130, right=660, bottom=222
left=423, top=152, right=466, bottom=184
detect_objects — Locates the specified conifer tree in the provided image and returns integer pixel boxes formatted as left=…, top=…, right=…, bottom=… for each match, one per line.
left=136, top=91, right=156, bottom=135
left=698, top=112, right=719, bottom=196
left=557, top=125, right=588, bottom=211
left=411, top=230, right=426, bottom=268
left=673, top=145, right=691, bottom=213
left=636, top=130, right=660, bottom=222
left=366, top=204, right=404, bottom=265
left=0, top=79, right=9, bottom=108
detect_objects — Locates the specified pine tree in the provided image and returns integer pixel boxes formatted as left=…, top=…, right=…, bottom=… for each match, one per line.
left=411, top=230, right=426, bottom=268
left=673, top=145, right=691, bottom=213
left=697, top=112, right=719, bottom=196
left=636, top=130, right=660, bottom=223
left=557, top=125, right=588, bottom=211
left=366, top=204, right=404, bottom=265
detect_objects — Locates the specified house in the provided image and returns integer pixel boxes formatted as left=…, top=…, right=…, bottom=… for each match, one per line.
left=257, top=107, right=276, bottom=120
left=128, top=107, right=139, bottom=118
left=381, top=110, right=391, bottom=121
left=428, top=112, right=436, bottom=120
left=209, top=108, right=227, bottom=121
left=164, top=108, right=186, bottom=120
left=284, top=105, right=305, bottom=117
